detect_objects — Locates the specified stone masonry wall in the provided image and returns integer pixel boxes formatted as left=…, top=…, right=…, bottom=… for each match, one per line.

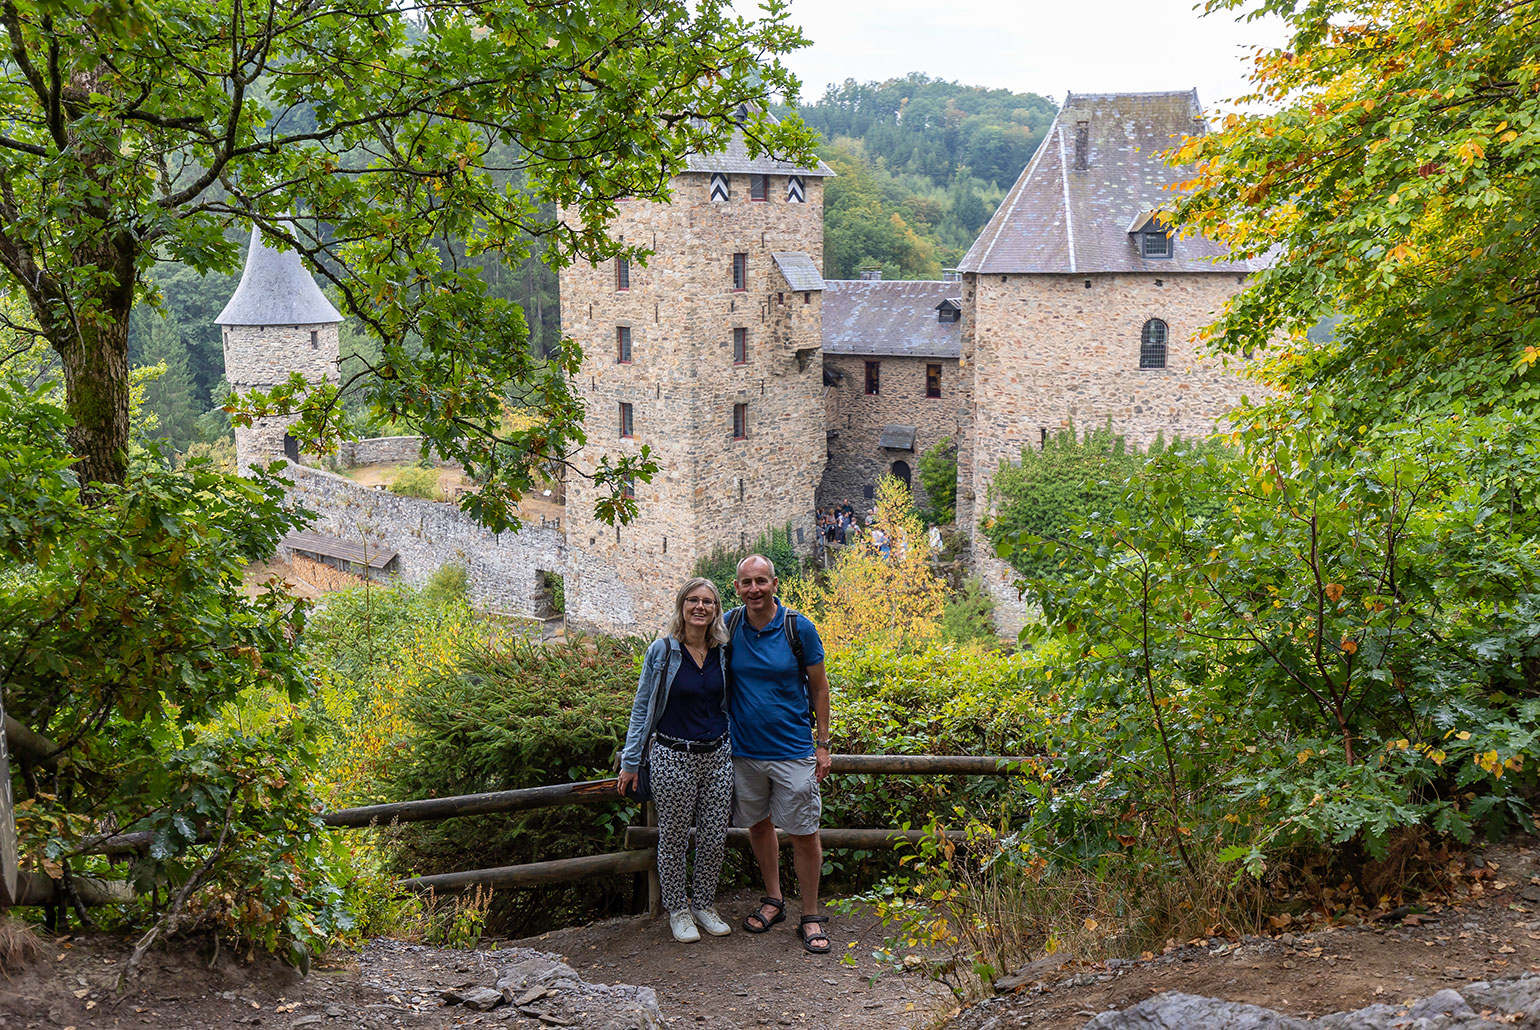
left=959, top=270, right=1254, bottom=633
left=820, top=354, right=963, bottom=513
left=339, top=436, right=430, bottom=467
left=283, top=465, right=636, bottom=630
left=560, top=173, right=826, bottom=633
left=224, top=322, right=340, bottom=469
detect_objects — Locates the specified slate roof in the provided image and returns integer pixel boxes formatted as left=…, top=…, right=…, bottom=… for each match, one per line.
left=683, top=110, right=834, bottom=177
left=878, top=425, right=917, bottom=451
left=820, top=280, right=963, bottom=359
left=772, top=252, right=826, bottom=292
left=217, top=225, right=342, bottom=326
left=958, top=90, right=1256, bottom=275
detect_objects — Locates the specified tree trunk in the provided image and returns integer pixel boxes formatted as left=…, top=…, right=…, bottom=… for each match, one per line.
left=57, top=303, right=131, bottom=491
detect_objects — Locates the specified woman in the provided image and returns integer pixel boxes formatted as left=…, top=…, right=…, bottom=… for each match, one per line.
left=617, top=577, right=735, bottom=942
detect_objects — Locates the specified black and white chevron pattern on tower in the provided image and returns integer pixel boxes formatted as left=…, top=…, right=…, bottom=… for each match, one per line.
left=786, top=175, right=805, bottom=203
left=709, top=173, right=729, bottom=202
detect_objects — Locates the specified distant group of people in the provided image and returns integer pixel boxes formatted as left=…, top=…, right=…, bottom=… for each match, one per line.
left=617, top=556, right=833, bottom=954
left=816, top=501, right=860, bottom=548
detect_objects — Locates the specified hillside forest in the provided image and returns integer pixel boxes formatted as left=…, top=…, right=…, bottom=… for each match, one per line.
left=119, top=75, right=1053, bottom=458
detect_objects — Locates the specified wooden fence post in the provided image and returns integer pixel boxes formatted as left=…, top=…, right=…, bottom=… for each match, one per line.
left=644, top=800, right=661, bottom=919
left=0, top=693, right=19, bottom=908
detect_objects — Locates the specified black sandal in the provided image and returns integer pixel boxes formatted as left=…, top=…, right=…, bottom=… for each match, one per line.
left=742, top=896, right=785, bottom=933
left=797, top=914, right=831, bottom=955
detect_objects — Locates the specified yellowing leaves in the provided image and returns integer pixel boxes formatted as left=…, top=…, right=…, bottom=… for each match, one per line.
left=1454, top=139, right=1486, bottom=165
left=1340, top=638, right=1358, bottom=655
left=1324, top=582, right=1345, bottom=603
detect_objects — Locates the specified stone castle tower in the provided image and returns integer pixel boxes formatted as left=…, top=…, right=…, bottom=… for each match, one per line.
left=216, top=225, right=342, bottom=470
left=559, top=138, right=833, bottom=633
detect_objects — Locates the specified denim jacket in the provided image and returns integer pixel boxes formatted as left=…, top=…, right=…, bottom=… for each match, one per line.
left=619, top=635, right=731, bottom=772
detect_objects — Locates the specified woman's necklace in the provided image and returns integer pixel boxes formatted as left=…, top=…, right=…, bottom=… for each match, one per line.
left=684, top=639, right=708, bottom=665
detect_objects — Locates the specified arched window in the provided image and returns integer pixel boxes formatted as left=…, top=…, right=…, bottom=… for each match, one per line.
left=891, top=460, right=912, bottom=489
left=1140, top=319, right=1168, bottom=369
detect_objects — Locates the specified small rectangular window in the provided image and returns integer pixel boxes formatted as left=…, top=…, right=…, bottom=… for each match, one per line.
left=616, top=257, right=630, bottom=291
left=1142, top=232, right=1171, bottom=258
left=732, top=327, right=748, bottom=364
left=865, top=361, right=880, bottom=396
left=619, top=402, right=633, bottom=438
left=621, top=474, right=636, bottom=499
left=616, top=326, right=632, bottom=363
left=309, top=329, right=319, bottom=349
left=732, top=253, right=747, bottom=291
left=749, top=174, right=769, bottom=201
left=926, top=364, right=942, bottom=398
left=733, top=403, right=748, bottom=440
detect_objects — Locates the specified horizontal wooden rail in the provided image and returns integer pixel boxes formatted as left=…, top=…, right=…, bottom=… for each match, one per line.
left=80, top=755, right=1028, bottom=856
left=623, top=826, right=980, bottom=850
left=401, top=849, right=655, bottom=894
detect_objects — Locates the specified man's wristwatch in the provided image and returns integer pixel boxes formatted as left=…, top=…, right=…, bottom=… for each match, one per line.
left=815, top=739, right=831, bottom=750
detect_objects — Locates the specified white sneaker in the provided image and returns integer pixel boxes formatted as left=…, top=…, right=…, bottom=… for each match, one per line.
left=692, top=906, right=732, bottom=936
left=668, top=910, right=700, bottom=942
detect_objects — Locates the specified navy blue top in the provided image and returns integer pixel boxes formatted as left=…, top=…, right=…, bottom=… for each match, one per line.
left=656, top=645, right=729, bottom=741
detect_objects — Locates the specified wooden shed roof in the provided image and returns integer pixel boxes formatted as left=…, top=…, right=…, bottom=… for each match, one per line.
left=283, top=531, right=397, bottom=570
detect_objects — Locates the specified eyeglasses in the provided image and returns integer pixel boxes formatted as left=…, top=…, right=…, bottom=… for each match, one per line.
left=683, top=597, right=718, bottom=608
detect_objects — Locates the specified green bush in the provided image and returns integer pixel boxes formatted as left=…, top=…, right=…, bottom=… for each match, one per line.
left=423, top=563, right=470, bottom=605
left=940, top=576, right=998, bottom=644
left=374, top=635, right=647, bottom=934
left=917, top=436, right=958, bottom=525
left=389, top=465, right=440, bottom=500
left=694, top=521, right=802, bottom=601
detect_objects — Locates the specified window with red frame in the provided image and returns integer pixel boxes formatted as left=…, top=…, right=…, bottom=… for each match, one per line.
left=616, top=258, right=630, bottom=291
left=616, top=326, right=632, bottom=363
left=619, top=402, right=633, bottom=438
left=732, top=403, right=748, bottom=440
left=732, top=328, right=747, bottom=364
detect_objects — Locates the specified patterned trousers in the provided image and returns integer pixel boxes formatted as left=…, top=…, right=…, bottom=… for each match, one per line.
left=650, top=741, right=734, bottom=915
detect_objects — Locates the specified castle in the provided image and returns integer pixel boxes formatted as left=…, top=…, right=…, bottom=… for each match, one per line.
left=222, top=90, right=1255, bottom=635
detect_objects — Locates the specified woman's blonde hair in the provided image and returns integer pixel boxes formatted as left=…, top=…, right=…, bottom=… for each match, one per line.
left=664, top=577, right=730, bottom=648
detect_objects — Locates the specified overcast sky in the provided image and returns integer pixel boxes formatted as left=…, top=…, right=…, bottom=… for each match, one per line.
left=766, top=0, right=1291, bottom=115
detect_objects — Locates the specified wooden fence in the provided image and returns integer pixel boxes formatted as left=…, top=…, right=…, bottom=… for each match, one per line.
left=1, top=715, right=1025, bottom=916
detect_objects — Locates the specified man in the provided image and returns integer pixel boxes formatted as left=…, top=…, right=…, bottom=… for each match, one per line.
left=726, top=553, right=832, bottom=955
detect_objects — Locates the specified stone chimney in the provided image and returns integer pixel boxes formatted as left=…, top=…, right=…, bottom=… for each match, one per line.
left=1074, top=120, right=1089, bottom=170
left=859, top=266, right=882, bottom=281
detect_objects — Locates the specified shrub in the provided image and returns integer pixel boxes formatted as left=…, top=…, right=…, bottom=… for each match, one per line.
left=694, top=521, right=802, bottom=601
left=389, top=465, right=441, bottom=500
left=940, top=576, right=997, bottom=644
left=422, top=563, right=470, bottom=605
left=917, top=435, right=958, bottom=525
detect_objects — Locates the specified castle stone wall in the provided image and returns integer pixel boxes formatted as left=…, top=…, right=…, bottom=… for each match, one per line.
left=340, top=436, right=431, bottom=467
left=959, top=270, right=1254, bottom=631
left=284, top=466, right=636, bottom=630
left=820, top=354, right=963, bottom=513
left=560, top=173, right=826, bottom=632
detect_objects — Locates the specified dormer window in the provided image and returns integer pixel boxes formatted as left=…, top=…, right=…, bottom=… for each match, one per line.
left=1142, top=232, right=1172, bottom=259
left=935, top=299, right=962, bottom=324
left=1128, top=210, right=1174, bottom=260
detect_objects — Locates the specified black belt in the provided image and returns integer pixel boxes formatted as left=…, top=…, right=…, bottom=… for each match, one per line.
left=654, top=732, right=728, bottom=754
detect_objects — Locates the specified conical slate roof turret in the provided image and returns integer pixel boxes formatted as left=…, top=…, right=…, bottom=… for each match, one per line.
left=215, top=224, right=342, bottom=326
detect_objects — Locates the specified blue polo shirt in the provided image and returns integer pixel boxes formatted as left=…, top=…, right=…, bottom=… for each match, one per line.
left=726, top=601, right=826, bottom=760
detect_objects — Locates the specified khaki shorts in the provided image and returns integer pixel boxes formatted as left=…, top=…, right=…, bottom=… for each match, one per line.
left=732, top=756, right=822, bottom=836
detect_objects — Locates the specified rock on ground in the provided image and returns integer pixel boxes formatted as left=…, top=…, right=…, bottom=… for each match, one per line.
left=1085, top=973, right=1540, bottom=1030
left=440, top=947, right=662, bottom=1029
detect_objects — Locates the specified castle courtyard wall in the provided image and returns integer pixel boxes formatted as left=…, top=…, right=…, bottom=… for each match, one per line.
left=820, top=354, right=963, bottom=513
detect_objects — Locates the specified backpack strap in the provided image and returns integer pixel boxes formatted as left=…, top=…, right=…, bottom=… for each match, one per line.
left=781, top=607, right=814, bottom=727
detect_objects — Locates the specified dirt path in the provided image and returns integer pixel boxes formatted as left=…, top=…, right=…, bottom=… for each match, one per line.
left=945, top=841, right=1540, bottom=1030
left=512, top=886, right=951, bottom=1029
left=0, top=887, right=948, bottom=1030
